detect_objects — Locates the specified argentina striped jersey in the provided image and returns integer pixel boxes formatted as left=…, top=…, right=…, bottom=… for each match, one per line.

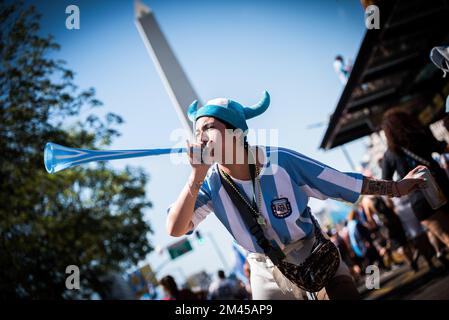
left=172, top=146, right=364, bottom=254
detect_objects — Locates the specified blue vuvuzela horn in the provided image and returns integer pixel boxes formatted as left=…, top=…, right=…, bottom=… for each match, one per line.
left=43, top=142, right=201, bottom=174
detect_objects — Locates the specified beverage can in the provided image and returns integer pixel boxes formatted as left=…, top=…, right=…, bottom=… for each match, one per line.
left=413, top=167, right=447, bottom=210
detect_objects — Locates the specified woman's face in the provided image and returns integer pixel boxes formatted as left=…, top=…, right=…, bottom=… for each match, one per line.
left=194, top=116, right=243, bottom=164
left=194, top=116, right=227, bottom=146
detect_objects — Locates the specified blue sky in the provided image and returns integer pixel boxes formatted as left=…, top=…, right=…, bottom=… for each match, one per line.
left=30, top=0, right=369, bottom=285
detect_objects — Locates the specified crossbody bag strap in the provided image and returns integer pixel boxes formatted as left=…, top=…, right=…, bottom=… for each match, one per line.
left=218, top=168, right=285, bottom=264
left=400, top=147, right=432, bottom=167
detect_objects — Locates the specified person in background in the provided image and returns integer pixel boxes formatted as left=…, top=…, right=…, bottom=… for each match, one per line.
left=208, top=270, right=239, bottom=300
left=372, top=196, right=418, bottom=270
left=392, top=196, right=439, bottom=271
left=338, top=222, right=363, bottom=278
left=347, top=209, right=386, bottom=270
left=381, top=109, right=449, bottom=267
left=328, top=227, right=361, bottom=281
left=228, top=273, right=251, bottom=300
left=359, top=196, right=394, bottom=269
left=159, top=275, right=198, bottom=300
left=426, top=229, right=449, bottom=264
left=333, top=55, right=352, bottom=85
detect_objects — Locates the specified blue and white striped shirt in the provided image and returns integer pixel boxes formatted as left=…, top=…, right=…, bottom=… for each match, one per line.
left=176, top=146, right=363, bottom=254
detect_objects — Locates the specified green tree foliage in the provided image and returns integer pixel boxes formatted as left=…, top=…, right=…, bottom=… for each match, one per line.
left=0, top=1, right=153, bottom=299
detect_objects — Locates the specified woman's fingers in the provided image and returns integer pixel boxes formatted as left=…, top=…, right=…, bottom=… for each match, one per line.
left=186, top=139, right=200, bottom=164
left=411, top=165, right=426, bottom=174
left=404, top=165, right=426, bottom=179
left=186, top=139, right=194, bottom=162
left=413, top=165, right=423, bottom=171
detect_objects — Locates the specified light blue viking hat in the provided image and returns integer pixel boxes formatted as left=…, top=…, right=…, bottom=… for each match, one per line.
left=187, top=91, right=270, bottom=132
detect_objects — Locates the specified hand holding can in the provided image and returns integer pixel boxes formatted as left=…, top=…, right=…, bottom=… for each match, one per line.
left=412, top=166, right=447, bottom=210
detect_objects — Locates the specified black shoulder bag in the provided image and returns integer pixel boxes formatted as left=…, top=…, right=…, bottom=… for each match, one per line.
left=218, top=163, right=340, bottom=293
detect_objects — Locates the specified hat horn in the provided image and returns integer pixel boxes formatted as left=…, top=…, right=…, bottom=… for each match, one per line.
left=187, top=100, right=199, bottom=121
left=243, top=90, right=270, bottom=119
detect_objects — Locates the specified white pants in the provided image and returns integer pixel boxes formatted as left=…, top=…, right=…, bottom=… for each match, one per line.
left=247, top=239, right=352, bottom=300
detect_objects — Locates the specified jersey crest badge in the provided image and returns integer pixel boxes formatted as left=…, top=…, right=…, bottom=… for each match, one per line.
left=270, top=197, right=292, bottom=218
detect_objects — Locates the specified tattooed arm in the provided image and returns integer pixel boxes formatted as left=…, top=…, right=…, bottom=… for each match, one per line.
left=361, top=177, right=400, bottom=197
left=361, top=165, right=427, bottom=197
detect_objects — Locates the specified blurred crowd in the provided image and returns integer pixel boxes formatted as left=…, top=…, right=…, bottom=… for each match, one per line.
left=328, top=110, right=449, bottom=284
left=158, top=268, right=252, bottom=300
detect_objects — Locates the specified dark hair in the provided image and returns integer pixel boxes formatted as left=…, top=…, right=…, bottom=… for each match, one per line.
left=219, top=119, right=236, bottom=131
left=335, top=55, right=343, bottom=61
left=159, top=275, right=178, bottom=298
left=217, top=270, right=226, bottom=279
left=381, top=108, right=427, bottom=153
